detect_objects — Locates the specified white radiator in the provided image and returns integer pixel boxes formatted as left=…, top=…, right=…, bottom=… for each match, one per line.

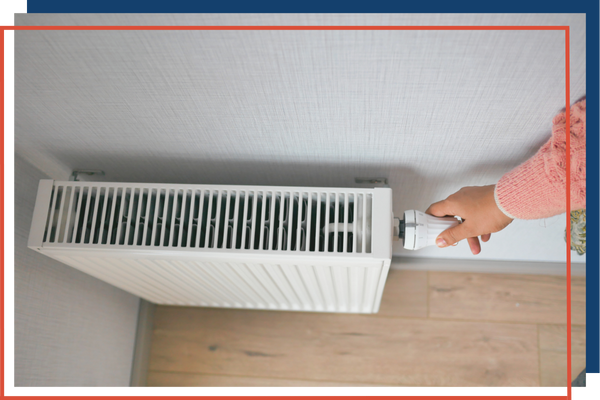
left=28, top=180, right=392, bottom=313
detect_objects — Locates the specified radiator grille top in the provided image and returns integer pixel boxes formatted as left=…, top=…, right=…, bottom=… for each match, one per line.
left=40, top=182, right=374, bottom=255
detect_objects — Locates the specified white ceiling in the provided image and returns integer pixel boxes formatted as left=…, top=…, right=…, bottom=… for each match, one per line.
left=14, top=14, right=586, bottom=263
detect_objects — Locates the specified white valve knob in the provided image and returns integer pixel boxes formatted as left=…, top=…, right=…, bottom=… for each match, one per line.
left=402, top=210, right=460, bottom=250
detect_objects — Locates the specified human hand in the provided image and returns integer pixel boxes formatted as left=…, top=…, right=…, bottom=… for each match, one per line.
left=425, top=185, right=514, bottom=255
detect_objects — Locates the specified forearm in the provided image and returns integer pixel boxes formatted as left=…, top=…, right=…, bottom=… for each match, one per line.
left=495, top=100, right=586, bottom=220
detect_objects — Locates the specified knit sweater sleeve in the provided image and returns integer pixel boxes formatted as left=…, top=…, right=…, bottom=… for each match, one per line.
left=494, top=99, right=586, bottom=220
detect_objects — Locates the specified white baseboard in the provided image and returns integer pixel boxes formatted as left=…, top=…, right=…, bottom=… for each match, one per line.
left=391, top=256, right=586, bottom=277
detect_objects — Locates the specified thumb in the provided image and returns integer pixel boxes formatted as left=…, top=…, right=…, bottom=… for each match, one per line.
left=425, top=199, right=453, bottom=218
left=435, top=222, right=472, bottom=248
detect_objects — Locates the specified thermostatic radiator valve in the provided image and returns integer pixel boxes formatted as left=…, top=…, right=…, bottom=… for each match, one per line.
left=393, top=210, right=461, bottom=251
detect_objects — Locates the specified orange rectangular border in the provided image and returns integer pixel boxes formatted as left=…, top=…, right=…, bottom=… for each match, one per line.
left=1, top=24, right=573, bottom=399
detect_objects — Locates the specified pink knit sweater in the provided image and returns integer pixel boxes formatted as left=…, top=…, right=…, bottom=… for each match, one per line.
left=495, top=99, right=586, bottom=220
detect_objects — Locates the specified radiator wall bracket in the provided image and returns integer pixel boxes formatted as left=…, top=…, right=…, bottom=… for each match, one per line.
left=70, top=169, right=106, bottom=181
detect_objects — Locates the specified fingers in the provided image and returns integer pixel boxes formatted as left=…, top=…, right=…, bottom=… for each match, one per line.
left=435, top=222, right=471, bottom=247
left=438, top=232, right=489, bottom=254
left=428, top=185, right=499, bottom=254
left=467, top=237, right=481, bottom=255
left=436, top=221, right=491, bottom=254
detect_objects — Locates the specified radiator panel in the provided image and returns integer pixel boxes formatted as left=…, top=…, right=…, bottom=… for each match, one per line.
left=29, top=181, right=393, bottom=314
left=50, top=254, right=387, bottom=313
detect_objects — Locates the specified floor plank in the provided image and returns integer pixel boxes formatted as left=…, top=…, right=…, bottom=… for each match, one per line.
left=375, top=270, right=428, bottom=318
left=428, top=272, right=585, bottom=324
left=149, top=306, right=539, bottom=386
left=539, top=324, right=586, bottom=386
left=147, top=371, right=379, bottom=387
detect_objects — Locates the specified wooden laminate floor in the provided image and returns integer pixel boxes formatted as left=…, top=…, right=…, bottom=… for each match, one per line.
left=147, top=270, right=586, bottom=387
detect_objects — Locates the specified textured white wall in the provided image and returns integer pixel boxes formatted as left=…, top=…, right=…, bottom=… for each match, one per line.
left=14, top=14, right=586, bottom=263
left=14, top=154, right=140, bottom=386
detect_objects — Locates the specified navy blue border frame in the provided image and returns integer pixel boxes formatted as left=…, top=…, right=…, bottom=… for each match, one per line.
left=19, top=0, right=598, bottom=14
